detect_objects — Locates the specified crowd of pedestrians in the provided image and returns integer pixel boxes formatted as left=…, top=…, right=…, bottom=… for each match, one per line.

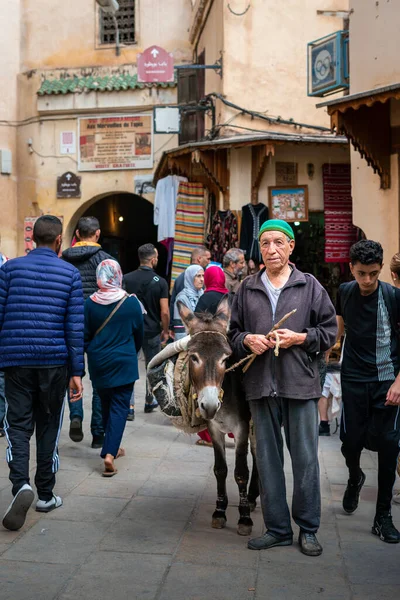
left=0, top=213, right=399, bottom=557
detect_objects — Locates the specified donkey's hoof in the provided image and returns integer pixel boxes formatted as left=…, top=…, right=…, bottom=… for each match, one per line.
left=212, top=516, right=227, bottom=529
left=249, top=501, right=257, bottom=512
left=237, top=523, right=253, bottom=536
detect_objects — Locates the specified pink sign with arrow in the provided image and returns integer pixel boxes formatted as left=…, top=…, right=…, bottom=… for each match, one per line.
left=137, top=46, right=174, bottom=83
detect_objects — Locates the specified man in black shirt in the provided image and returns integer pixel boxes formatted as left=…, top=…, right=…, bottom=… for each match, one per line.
left=337, top=240, right=400, bottom=543
left=124, top=244, right=170, bottom=413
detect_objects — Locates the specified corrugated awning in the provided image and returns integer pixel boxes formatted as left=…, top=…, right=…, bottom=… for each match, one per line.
left=154, top=130, right=348, bottom=184
left=317, top=83, right=400, bottom=189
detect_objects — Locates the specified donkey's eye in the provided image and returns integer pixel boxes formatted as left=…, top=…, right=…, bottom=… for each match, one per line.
left=190, top=354, right=199, bottom=364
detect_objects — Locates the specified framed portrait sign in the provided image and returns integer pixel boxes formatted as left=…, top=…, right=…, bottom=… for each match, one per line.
left=268, top=186, right=309, bottom=222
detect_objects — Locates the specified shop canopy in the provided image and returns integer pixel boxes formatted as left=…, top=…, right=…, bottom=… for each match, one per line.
left=154, top=130, right=347, bottom=207
left=317, top=82, right=400, bottom=190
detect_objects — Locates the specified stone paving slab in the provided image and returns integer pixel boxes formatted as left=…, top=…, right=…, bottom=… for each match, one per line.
left=0, top=363, right=399, bottom=598
left=1, top=519, right=111, bottom=564
left=0, top=561, right=78, bottom=600
left=158, top=562, right=258, bottom=600
left=58, top=552, right=170, bottom=600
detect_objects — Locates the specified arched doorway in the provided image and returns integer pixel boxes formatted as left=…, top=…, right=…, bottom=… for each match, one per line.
left=70, top=193, right=166, bottom=275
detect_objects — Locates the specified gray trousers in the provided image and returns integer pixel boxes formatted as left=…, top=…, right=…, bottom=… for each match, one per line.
left=250, top=396, right=320, bottom=537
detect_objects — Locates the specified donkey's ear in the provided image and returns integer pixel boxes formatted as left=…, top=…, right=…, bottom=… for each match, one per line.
left=214, top=295, right=231, bottom=330
left=177, top=301, right=195, bottom=329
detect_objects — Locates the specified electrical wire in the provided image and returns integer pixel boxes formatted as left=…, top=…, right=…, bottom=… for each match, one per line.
left=206, top=93, right=331, bottom=133
left=212, top=123, right=335, bottom=137
left=30, top=147, right=78, bottom=165
left=154, top=134, right=176, bottom=156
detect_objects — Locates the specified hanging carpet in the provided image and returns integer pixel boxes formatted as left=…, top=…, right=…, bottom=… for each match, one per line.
left=170, top=182, right=205, bottom=290
left=323, top=164, right=357, bottom=263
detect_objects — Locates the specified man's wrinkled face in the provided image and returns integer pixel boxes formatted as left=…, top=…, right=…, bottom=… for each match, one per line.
left=232, top=254, right=246, bottom=276
left=260, top=231, right=294, bottom=272
left=350, top=261, right=382, bottom=295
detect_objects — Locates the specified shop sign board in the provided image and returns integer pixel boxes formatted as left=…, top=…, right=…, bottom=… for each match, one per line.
left=57, top=172, right=81, bottom=198
left=78, top=114, right=153, bottom=171
left=275, top=162, right=298, bottom=186
left=137, top=46, right=174, bottom=83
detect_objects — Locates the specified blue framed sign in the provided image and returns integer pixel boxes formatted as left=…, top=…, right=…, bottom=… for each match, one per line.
left=307, top=31, right=349, bottom=97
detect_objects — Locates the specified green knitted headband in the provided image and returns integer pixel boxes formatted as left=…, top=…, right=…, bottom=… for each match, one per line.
left=258, top=219, right=295, bottom=240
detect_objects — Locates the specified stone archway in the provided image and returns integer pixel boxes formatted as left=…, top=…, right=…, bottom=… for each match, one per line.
left=67, top=192, right=159, bottom=274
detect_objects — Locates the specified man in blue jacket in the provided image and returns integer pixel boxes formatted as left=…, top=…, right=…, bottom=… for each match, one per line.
left=0, top=215, right=84, bottom=531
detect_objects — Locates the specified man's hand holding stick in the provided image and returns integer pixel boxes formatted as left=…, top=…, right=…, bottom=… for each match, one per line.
left=242, top=309, right=297, bottom=374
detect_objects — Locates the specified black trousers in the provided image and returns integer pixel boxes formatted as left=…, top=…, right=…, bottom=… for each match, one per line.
left=142, top=334, right=161, bottom=405
left=4, top=366, right=68, bottom=501
left=341, top=379, right=400, bottom=514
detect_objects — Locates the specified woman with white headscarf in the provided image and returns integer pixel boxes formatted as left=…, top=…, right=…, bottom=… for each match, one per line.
left=85, top=259, right=144, bottom=476
left=173, top=264, right=204, bottom=340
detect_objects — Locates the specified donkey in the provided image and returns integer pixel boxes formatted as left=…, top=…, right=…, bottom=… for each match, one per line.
left=178, top=297, right=259, bottom=536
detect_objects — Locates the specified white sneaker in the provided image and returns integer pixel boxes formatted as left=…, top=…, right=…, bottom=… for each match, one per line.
left=35, top=494, right=63, bottom=513
left=393, top=492, right=400, bottom=504
left=2, top=484, right=34, bottom=531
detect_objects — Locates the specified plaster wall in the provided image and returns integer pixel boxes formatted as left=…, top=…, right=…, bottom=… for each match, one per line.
left=0, top=0, right=21, bottom=257
left=229, top=143, right=350, bottom=213
left=21, top=0, right=192, bottom=70
left=221, top=0, right=349, bottom=134
left=349, top=0, right=400, bottom=94
left=15, top=111, right=177, bottom=255
left=195, top=0, right=224, bottom=130
left=7, top=0, right=194, bottom=257
left=351, top=150, right=399, bottom=283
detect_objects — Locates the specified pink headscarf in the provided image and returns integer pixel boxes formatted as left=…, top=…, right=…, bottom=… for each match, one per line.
left=90, top=259, right=127, bottom=305
left=204, top=265, right=229, bottom=294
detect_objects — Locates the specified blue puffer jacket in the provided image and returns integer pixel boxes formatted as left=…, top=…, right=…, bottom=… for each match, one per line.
left=0, top=247, right=84, bottom=376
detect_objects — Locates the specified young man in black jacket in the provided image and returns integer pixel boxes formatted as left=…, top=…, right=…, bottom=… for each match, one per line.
left=62, top=216, right=112, bottom=448
left=337, top=240, right=400, bottom=543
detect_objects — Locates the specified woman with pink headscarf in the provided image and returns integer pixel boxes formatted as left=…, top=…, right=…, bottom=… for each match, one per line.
left=85, top=259, right=143, bottom=476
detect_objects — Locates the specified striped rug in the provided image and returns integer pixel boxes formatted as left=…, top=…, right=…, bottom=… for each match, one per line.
left=323, top=164, right=357, bottom=263
left=171, top=182, right=205, bottom=290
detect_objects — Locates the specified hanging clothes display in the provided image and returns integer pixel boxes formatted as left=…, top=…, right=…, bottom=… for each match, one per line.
left=170, top=182, right=205, bottom=289
left=154, top=175, right=187, bottom=242
left=207, top=210, right=239, bottom=264
left=239, top=203, right=269, bottom=262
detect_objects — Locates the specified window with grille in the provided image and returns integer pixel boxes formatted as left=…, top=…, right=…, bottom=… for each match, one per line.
left=99, top=0, right=135, bottom=45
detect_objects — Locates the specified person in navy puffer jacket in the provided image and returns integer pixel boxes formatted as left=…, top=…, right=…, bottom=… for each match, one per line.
left=0, top=215, right=84, bottom=532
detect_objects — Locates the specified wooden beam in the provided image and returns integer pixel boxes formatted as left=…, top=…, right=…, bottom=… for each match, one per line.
left=331, top=103, right=391, bottom=189
left=251, top=144, right=274, bottom=202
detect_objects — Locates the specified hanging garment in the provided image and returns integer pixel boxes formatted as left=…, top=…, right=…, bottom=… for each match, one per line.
left=154, top=175, right=187, bottom=242
left=207, top=210, right=238, bottom=263
left=323, top=164, right=357, bottom=263
left=170, top=182, right=205, bottom=290
left=239, top=203, right=269, bottom=262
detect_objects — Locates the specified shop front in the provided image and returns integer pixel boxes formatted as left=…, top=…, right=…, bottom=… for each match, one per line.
left=153, top=131, right=355, bottom=295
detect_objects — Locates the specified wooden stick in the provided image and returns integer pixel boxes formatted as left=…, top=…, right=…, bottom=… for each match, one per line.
left=242, top=309, right=297, bottom=374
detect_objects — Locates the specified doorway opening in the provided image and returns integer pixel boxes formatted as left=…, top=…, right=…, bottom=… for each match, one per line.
left=71, top=193, right=166, bottom=275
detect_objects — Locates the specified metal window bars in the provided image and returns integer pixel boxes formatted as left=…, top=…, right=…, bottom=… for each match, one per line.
left=100, top=0, right=135, bottom=45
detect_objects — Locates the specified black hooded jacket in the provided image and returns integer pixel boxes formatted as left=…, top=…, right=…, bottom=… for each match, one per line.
left=62, top=245, right=112, bottom=299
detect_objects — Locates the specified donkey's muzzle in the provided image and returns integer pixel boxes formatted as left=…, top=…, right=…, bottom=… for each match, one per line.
left=198, top=386, right=221, bottom=420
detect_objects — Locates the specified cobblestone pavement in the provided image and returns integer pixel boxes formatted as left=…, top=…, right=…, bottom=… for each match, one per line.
left=0, top=358, right=399, bottom=599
